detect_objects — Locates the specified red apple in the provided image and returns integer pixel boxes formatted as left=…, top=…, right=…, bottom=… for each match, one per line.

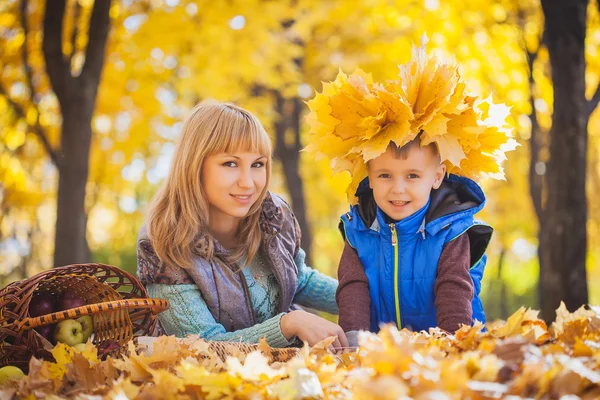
left=29, top=292, right=55, bottom=317
left=56, top=291, right=86, bottom=311
left=34, top=324, right=55, bottom=343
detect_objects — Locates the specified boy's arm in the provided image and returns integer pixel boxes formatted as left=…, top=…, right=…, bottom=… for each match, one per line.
left=434, top=233, right=474, bottom=333
left=336, top=242, right=371, bottom=345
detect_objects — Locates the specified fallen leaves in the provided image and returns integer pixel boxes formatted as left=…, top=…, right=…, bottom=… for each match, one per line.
left=2, top=302, right=599, bottom=399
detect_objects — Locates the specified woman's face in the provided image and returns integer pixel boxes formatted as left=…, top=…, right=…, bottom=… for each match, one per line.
left=201, top=151, right=268, bottom=222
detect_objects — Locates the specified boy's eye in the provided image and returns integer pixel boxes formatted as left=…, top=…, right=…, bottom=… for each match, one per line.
left=252, top=161, right=265, bottom=168
left=407, top=174, right=419, bottom=179
left=378, top=173, right=391, bottom=179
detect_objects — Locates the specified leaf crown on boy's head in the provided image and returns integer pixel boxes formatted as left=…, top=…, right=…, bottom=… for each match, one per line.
left=303, top=34, right=518, bottom=204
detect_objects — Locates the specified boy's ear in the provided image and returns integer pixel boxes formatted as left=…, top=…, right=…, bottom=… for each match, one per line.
left=432, top=163, right=447, bottom=189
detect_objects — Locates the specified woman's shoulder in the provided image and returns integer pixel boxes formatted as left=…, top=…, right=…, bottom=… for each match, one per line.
left=263, top=191, right=292, bottom=213
left=261, top=192, right=295, bottom=226
left=136, top=224, right=195, bottom=285
left=262, top=192, right=301, bottom=252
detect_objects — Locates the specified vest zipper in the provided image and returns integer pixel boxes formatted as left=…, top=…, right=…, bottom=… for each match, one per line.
left=390, top=223, right=401, bottom=329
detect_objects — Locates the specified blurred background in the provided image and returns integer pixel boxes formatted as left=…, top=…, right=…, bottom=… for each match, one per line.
left=0, top=0, right=599, bottom=322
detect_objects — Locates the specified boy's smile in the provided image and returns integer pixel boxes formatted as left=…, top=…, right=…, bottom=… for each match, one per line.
left=367, top=143, right=446, bottom=221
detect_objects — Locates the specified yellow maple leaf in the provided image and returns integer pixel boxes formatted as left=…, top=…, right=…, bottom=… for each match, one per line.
left=471, top=354, right=503, bottom=381
left=269, top=358, right=324, bottom=400
left=147, top=368, right=185, bottom=397
left=346, top=159, right=368, bottom=203
left=491, top=307, right=528, bottom=338
left=104, top=376, right=141, bottom=399
left=398, top=34, right=429, bottom=108
left=350, top=375, right=410, bottom=400
left=420, top=112, right=450, bottom=140
left=455, top=321, right=485, bottom=351
left=75, top=340, right=100, bottom=363
left=572, top=338, right=594, bottom=357
left=226, top=351, right=284, bottom=381
left=421, top=132, right=465, bottom=167
left=412, top=56, right=460, bottom=129
left=551, top=302, right=600, bottom=344
left=47, top=343, right=98, bottom=381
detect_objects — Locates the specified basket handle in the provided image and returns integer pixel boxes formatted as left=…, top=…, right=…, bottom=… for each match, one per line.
left=16, top=298, right=169, bottom=331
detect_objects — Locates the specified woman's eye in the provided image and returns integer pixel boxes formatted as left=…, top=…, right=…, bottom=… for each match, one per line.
left=222, top=161, right=237, bottom=167
left=252, top=162, right=265, bottom=168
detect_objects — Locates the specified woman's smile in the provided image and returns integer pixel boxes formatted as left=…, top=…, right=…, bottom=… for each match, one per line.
left=231, top=193, right=254, bottom=205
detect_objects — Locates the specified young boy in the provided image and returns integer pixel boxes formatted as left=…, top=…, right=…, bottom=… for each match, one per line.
left=304, top=37, right=515, bottom=347
left=336, top=137, right=492, bottom=346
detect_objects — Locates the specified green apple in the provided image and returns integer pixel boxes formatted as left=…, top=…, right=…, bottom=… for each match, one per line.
left=72, top=343, right=87, bottom=352
left=53, top=319, right=84, bottom=346
left=76, top=316, right=93, bottom=342
left=0, top=366, right=25, bottom=384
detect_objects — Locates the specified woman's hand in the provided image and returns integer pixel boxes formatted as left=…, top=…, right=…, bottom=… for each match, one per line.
left=280, top=310, right=349, bottom=349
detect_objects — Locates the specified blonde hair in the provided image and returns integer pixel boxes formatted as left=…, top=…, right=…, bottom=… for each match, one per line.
left=147, top=101, right=272, bottom=269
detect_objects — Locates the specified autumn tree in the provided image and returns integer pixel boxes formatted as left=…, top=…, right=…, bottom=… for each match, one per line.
left=1, top=0, right=113, bottom=269
left=538, top=0, right=600, bottom=320
left=44, top=0, right=113, bottom=267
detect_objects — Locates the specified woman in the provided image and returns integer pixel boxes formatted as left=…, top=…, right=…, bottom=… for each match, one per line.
left=137, top=101, right=347, bottom=348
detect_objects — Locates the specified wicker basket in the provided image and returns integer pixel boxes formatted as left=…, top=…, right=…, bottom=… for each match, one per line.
left=176, top=336, right=301, bottom=364
left=206, top=341, right=300, bottom=363
left=0, top=263, right=169, bottom=371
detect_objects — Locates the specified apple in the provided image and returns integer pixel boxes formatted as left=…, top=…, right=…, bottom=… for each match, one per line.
left=29, top=292, right=55, bottom=317
left=72, top=343, right=86, bottom=352
left=76, top=316, right=93, bottom=342
left=0, top=365, right=25, bottom=384
left=53, top=319, right=84, bottom=346
left=56, top=291, right=86, bottom=311
left=34, top=324, right=55, bottom=342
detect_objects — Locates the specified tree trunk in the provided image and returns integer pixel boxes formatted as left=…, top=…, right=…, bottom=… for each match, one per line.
left=54, top=101, right=95, bottom=266
left=274, top=93, right=313, bottom=264
left=43, top=0, right=112, bottom=267
left=523, top=29, right=545, bottom=312
left=539, top=0, right=589, bottom=321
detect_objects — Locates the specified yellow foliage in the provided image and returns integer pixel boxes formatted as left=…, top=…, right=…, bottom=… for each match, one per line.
left=305, top=35, right=517, bottom=202
left=46, top=342, right=99, bottom=380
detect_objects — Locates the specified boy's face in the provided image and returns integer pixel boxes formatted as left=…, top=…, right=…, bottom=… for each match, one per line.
left=367, top=145, right=446, bottom=221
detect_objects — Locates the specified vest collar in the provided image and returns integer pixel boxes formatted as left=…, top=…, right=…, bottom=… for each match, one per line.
left=375, top=199, right=430, bottom=240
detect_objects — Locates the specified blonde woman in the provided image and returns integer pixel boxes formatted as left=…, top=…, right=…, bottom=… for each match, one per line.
left=137, top=101, right=347, bottom=348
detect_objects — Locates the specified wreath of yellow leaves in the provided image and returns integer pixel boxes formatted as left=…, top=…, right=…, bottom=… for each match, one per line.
left=304, top=35, right=518, bottom=203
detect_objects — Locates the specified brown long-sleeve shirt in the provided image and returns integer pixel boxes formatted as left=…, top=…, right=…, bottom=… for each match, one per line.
left=336, top=233, right=474, bottom=334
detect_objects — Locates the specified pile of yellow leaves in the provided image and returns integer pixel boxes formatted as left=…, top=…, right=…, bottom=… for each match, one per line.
left=1, top=302, right=599, bottom=399
left=304, top=34, right=518, bottom=203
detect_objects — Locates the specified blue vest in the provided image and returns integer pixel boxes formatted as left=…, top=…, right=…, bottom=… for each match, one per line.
left=340, top=175, right=491, bottom=332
